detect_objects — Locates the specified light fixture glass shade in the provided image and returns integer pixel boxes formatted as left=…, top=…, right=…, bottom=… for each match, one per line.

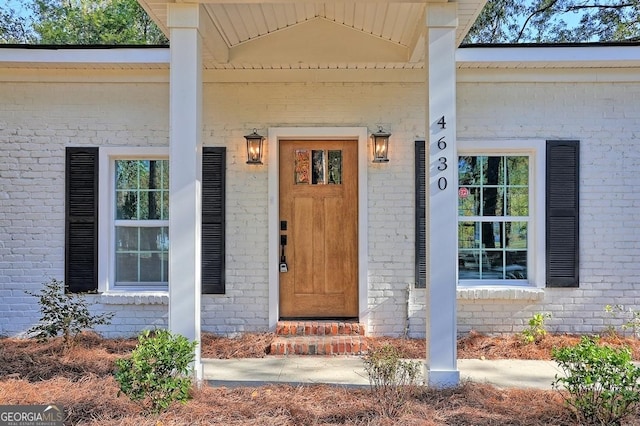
left=372, top=128, right=391, bottom=163
left=245, top=130, right=264, bottom=164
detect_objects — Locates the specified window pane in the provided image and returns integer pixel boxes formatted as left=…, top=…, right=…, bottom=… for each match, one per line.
left=506, top=187, right=528, bottom=216
left=459, top=250, right=481, bottom=279
left=505, top=250, right=527, bottom=280
left=140, top=252, right=164, bottom=282
left=116, top=253, right=138, bottom=282
left=458, top=156, right=482, bottom=185
left=161, top=192, right=169, bottom=220
left=458, top=187, right=480, bottom=216
left=458, top=221, right=480, bottom=249
left=506, top=222, right=527, bottom=249
left=328, top=150, right=342, bottom=184
left=116, top=160, right=139, bottom=190
left=115, top=159, right=169, bottom=221
left=482, top=250, right=504, bottom=279
left=116, top=191, right=138, bottom=220
left=115, top=226, right=168, bottom=285
left=481, top=187, right=504, bottom=216
left=482, top=157, right=503, bottom=185
left=506, top=156, right=528, bottom=185
left=480, top=221, right=503, bottom=249
left=116, top=226, right=138, bottom=250
left=506, top=251, right=527, bottom=279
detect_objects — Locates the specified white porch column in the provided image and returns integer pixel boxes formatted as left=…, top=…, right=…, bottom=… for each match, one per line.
left=425, top=3, right=459, bottom=387
left=167, top=3, right=203, bottom=380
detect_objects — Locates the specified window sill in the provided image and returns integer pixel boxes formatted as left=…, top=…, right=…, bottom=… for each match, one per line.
left=98, top=292, right=169, bottom=305
left=457, top=286, right=544, bottom=301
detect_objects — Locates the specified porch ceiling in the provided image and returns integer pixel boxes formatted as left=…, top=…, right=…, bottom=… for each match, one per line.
left=137, top=0, right=486, bottom=69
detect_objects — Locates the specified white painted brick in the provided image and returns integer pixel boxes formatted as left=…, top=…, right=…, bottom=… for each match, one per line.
left=2, top=70, right=640, bottom=338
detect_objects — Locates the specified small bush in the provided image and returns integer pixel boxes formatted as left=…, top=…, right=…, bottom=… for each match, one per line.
left=519, top=312, right=551, bottom=344
left=603, top=304, right=640, bottom=339
left=603, top=304, right=626, bottom=337
left=552, top=335, right=640, bottom=425
left=363, top=344, right=422, bottom=417
left=26, top=278, right=114, bottom=349
left=114, top=329, right=197, bottom=413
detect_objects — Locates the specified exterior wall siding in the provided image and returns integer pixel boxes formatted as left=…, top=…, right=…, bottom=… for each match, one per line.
left=1, top=71, right=639, bottom=338
left=0, top=79, right=423, bottom=338
left=452, top=80, right=640, bottom=337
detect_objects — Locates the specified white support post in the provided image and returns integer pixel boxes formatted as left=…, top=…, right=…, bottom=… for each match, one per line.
left=167, top=3, right=203, bottom=381
left=424, top=3, right=459, bottom=387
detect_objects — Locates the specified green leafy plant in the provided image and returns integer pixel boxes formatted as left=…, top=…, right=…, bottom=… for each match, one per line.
left=519, top=312, right=551, bottom=344
left=25, top=278, right=114, bottom=349
left=362, top=344, right=422, bottom=417
left=602, top=304, right=640, bottom=338
left=603, top=304, right=625, bottom=337
left=552, top=335, right=640, bottom=425
left=622, top=309, right=640, bottom=338
left=114, top=329, right=197, bottom=413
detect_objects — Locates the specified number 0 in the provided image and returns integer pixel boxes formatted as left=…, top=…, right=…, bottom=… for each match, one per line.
left=438, top=177, right=447, bottom=190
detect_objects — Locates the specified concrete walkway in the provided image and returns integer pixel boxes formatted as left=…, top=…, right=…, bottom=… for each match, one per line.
left=202, top=357, right=565, bottom=390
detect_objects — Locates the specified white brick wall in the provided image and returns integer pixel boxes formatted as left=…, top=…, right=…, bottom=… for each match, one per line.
left=450, top=79, right=640, bottom=337
left=0, top=78, right=424, bottom=338
left=1, top=67, right=640, bottom=339
left=0, top=81, right=169, bottom=337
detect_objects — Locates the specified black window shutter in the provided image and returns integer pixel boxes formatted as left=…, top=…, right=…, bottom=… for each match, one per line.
left=546, top=140, right=580, bottom=288
left=65, top=147, right=99, bottom=293
left=202, top=147, right=226, bottom=294
left=415, top=141, right=426, bottom=288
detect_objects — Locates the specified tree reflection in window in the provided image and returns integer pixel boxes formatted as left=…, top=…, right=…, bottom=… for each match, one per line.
left=458, top=155, right=528, bottom=280
left=114, top=159, right=169, bottom=286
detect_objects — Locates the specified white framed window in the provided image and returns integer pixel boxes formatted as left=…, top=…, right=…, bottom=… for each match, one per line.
left=99, top=147, right=170, bottom=293
left=457, top=140, right=545, bottom=287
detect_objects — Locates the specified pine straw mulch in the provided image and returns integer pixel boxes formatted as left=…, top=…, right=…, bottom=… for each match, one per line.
left=2, top=331, right=640, bottom=425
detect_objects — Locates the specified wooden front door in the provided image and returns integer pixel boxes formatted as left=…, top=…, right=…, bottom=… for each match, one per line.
left=279, top=140, right=358, bottom=318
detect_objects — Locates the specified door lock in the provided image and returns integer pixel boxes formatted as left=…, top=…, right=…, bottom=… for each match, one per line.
left=280, top=234, right=288, bottom=273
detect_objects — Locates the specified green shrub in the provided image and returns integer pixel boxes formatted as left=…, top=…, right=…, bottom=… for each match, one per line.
left=622, top=309, right=640, bottom=338
left=519, top=312, right=551, bottom=344
left=26, top=278, right=114, bottom=349
left=363, top=344, right=422, bottom=417
left=603, top=304, right=625, bottom=337
left=552, top=335, right=640, bottom=425
left=114, top=329, right=197, bottom=413
left=604, top=304, right=640, bottom=338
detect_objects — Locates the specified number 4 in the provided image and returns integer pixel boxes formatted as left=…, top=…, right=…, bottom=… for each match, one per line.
left=437, top=116, right=446, bottom=130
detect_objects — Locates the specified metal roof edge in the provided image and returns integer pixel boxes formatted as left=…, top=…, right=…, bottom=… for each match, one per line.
left=456, top=43, right=640, bottom=65
left=0, top=45, right=170, bottom=64
left=0, top=44, right=168, bottom=50
left=459, top=41, right=640, bottom=49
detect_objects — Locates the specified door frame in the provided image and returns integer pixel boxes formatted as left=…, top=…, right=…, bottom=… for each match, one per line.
left=268, top=127, right=369, bottom=330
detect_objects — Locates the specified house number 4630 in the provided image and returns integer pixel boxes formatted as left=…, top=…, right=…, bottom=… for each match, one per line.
left=436, top=115, right=448, bottom=191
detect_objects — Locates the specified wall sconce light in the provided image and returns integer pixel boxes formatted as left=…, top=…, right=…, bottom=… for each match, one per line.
left=371, top=126, right=391, bottom=163
left=245, top=129, right=265, bottom=164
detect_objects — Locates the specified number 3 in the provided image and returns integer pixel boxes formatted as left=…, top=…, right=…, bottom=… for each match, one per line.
left=437, top=157, right=447, bottom=171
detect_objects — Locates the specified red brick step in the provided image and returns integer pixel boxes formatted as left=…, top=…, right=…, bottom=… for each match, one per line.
left=270, top=321, right=368, bottom=356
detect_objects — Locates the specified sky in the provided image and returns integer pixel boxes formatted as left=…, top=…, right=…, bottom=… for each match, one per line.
left=3, top=0, right=34, bottom=18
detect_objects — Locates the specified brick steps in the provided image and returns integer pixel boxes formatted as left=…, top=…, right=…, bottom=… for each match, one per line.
left=270, top=321, right=368, bottom=356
